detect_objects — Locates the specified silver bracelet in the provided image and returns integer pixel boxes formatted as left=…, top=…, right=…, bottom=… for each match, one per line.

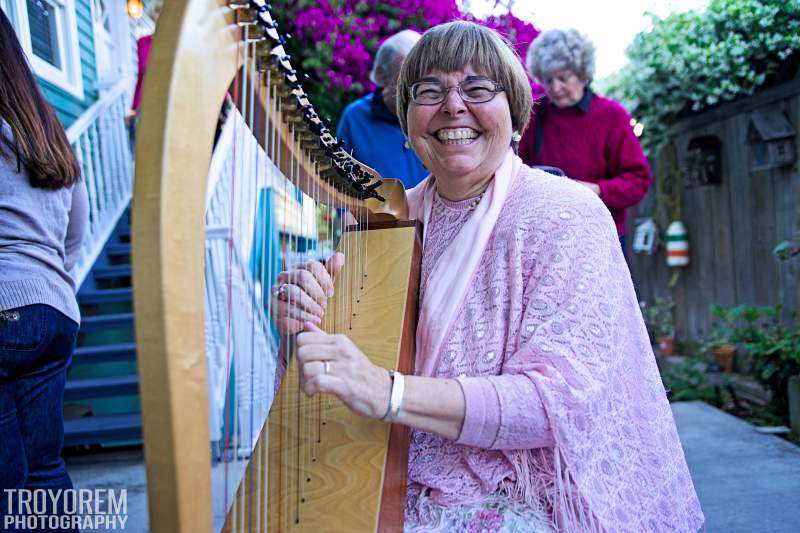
left=382, top=370, right=405, bottom=422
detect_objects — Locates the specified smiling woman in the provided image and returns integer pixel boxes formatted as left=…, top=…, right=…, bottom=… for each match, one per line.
left=276, top=20, right=704, bottom=532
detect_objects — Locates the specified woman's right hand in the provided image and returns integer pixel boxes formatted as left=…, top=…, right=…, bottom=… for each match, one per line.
left=271, top=252, right=345, bottom=335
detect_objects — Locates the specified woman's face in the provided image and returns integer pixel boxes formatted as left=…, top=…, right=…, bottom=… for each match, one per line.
left=406, top=65, right=512, bottom=199
left=542, top=69, right=587, bottom=108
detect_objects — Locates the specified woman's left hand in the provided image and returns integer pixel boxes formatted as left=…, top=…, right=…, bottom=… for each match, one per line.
left=296, top=323, right=391, bottom=420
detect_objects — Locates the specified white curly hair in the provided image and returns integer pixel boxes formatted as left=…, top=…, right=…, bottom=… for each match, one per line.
left=526, top=29, right=596, bottom=84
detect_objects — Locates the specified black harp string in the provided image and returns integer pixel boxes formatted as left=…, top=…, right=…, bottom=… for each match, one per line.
left=277, top=77, right=290, bottom=532
left=251, top=46, right=267, bottom=533
left=289, top=121, right=303, bottom=525
left=266, top=56, right=278, bottom=531
left=251, top=33, right=265, bottom=532
left=247, top=23, right=258, bottom=530
left=238, top=20, right=248, bottom=531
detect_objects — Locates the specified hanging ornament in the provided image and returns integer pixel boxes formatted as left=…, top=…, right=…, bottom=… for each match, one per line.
left=666, top=221, right=689, bottom=267
left=632, top=218, right=658, bottom=255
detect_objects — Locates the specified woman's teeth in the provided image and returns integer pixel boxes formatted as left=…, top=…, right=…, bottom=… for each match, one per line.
left=436, top=128, right=479, bottom=144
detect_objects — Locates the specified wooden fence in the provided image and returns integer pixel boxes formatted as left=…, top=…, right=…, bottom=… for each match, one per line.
left=627, top=78, right=800, bottom=342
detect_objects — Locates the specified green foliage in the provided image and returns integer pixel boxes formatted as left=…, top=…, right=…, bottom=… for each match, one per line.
left=707, top=303, right=800, bottom=414
left=642, top=296, right=675, bottom=339
left=605, top=0, right=800, bottom=154
left=661, top=357, right=718, bottom=403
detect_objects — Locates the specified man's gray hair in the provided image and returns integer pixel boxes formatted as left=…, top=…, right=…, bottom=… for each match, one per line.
left=526, top=29, right=596, bottom=84
left=370, top=30, right=421, bottom=87
left=396, top=21, right=533, bottom=136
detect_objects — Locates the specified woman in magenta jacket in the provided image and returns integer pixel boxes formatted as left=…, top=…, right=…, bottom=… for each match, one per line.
left=519, top=29, right=652, bottom=250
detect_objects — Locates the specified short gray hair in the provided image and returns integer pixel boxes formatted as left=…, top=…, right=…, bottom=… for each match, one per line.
left=369, top=30, right=421, bottom=87
left=396, top=21, right=532, bottom=136
left=526, top=29, right=596, bottom=84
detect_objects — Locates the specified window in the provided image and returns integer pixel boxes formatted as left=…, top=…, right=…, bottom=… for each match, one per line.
left=27, top=0, right=61, bottom=68
left=2, top=0, right=84, bottom=99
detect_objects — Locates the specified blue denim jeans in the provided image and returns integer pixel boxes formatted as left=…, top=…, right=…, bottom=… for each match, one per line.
left=0, top=304, right=78, bottom=532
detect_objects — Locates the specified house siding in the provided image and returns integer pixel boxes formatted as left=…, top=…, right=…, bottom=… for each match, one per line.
left=38, top=0, right=98, bottom=128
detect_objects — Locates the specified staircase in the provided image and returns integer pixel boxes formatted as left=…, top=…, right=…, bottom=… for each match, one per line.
left=64, top=210, right=142, bottom=447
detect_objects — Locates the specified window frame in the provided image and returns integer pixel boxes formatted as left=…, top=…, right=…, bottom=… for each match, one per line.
left=3, top=0, right=84, bottom=99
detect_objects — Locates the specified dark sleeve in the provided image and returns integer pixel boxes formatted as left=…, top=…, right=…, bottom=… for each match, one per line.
left=518, top=114, right=538, bottom=166
left=596, top=105, right=653, bottom=210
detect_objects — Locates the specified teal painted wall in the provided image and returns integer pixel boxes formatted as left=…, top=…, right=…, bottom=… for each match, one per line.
left=38, top=0, right=98, bottom=128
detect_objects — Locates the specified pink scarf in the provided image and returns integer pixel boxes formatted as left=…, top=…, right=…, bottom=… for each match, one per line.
left=407, top=148, right=522, bottom=376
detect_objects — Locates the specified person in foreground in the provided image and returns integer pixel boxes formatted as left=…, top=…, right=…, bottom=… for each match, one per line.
left=519, top=29, right=652, bottom=251
left=0, top=10, right=88, bottom=532
left=273, top=21, right=704, bottom=532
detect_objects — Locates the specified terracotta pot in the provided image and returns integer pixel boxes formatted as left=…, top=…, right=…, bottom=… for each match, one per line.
left=657, top=336, right=675, bottom=357
left=713, top=344, right=736, bottom=373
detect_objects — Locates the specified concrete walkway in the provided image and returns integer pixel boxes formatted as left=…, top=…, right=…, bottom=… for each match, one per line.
left=66, top=402, right=800, bottom=531
left=672, top=401, right=800, bottom=533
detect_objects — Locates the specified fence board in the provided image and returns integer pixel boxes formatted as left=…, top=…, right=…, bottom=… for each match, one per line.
left=627, top=87, right=800, bottom=343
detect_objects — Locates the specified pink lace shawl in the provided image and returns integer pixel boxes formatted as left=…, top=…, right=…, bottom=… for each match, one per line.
left=404, top=149, right=704, bottom=532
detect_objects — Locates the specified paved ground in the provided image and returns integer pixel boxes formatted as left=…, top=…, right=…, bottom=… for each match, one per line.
left=672, top=401, right=800, bottom=533
left=65, top=448, right=148, bottom=533
left=66, top=402, right=800, bottom=531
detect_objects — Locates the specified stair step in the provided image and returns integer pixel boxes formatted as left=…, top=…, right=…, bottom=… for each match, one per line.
left=78, top=287, right=133, bottom=305
left=105, top=242, right=131, bottom=258
left=80, top=313, right=134, bottom=332
left=72, top=343, right=136, bottom=365
left=116, top=224, right=131, bottom=242
left=64, top=375, right=139, bottom=401
left=93, top=264, right=132, bottom=280
left=63, top=413, right=142, bottom=446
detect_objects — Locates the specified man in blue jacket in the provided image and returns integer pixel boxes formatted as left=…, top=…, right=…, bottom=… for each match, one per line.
left=336, top=30, right=427, bottom=189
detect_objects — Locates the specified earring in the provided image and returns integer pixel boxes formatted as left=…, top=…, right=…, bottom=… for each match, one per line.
left=511, top=131, right=522, bottom=142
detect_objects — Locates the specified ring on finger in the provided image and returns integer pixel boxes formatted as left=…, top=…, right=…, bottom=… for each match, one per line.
left=323, top=361, right=331, bottom=374
left=273, top=283, right=289, bottom=300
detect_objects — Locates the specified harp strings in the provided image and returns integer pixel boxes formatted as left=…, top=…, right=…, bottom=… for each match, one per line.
left=215, top=1, right=383, bottom=530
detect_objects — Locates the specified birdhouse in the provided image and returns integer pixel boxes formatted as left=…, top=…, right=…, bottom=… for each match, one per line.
left=747, top=110, right=797, bottom=172
left=684, top=135, right=722, bottom=186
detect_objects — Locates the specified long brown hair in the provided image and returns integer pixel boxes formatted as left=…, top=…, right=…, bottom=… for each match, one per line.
left=0, top=9, right=80, bottom=189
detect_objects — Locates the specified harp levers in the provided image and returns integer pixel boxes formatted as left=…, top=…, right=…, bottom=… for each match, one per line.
left=132, top=1, right=420, bottom=532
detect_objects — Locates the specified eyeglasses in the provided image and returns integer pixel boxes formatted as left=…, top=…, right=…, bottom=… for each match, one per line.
left=409, top=78, right=504, bottom=105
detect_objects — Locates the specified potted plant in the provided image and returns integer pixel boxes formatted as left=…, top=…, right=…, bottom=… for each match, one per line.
left=712, top=304, right=800, bottom=416
left=644, top=297, right=675, bottom=357
left=705, top=304, right=740, bottom=373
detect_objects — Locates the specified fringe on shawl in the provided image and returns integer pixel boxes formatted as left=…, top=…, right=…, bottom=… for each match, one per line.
left=507, top=447, right=606, bottom=533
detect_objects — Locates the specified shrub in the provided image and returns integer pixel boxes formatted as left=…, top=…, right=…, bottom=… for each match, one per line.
left=269, top=0, right=539, bottom=128
left=605, top=0, right=800, bottom=154
left=661, top=357, right=718, bottom=403
left=709, top=304, right=800, bottom=415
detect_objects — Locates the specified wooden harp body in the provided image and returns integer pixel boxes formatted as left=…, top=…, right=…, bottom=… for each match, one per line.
left=131, top=0, right=421, bottom=531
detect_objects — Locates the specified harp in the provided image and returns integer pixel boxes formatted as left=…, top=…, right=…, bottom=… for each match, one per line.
left=131, top=0, right=421, bottom=531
